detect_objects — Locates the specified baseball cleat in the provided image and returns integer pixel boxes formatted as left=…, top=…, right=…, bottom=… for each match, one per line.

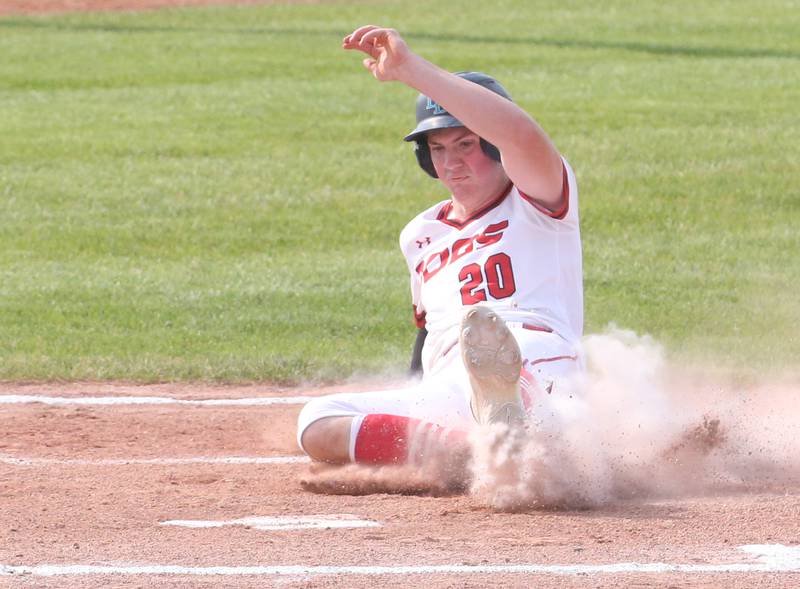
left=460, top=306, right=526, bottom=426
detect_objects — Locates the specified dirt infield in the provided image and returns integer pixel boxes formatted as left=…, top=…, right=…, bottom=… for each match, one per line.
left=2, top=381, right=800, bottom=588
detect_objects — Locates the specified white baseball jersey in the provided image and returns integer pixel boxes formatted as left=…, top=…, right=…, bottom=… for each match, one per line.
left=297, top=159, right=583, bottom=450
left=399, top=157, right=582, bottom=374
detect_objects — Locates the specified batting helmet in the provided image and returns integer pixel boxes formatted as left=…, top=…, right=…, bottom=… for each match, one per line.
left=404, top=71, right=512, bottom=178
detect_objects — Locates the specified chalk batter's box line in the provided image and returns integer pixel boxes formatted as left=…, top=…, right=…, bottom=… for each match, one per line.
left=0, top=454, right=310, bottom=466
left=2, top=546, right=800, bottom=577
left=0, top=395, right=312, bottom=406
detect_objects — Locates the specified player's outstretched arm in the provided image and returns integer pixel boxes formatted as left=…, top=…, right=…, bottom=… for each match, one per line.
left=343, top=25, right=564, bottom=209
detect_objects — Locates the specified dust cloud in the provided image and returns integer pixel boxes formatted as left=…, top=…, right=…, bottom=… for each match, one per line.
left=470, top=327, right=800, bottom=511
left=300, top=328, right=800, bottom=509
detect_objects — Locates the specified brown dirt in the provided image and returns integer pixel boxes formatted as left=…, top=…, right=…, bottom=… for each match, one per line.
left=1, top=380, right=799, bottom=588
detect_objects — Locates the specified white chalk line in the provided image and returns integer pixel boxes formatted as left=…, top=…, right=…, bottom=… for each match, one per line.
left=0, top=395, right=310, bottom=406
left=0, top=454, right=309, bottom=466
left=1, top=546, right=798, bottom=577
left=160, top=515, right=380, bottom=531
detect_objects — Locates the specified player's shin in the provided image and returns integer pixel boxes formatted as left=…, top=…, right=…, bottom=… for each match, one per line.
left=353, top=413, right=468, bottom=467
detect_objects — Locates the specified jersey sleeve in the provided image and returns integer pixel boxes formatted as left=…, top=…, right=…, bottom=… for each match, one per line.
left=517, top=157, right=579, bottom=228
left=410, top=277, right=426, bottom=328
left=399, top=219, right=427, bottom=328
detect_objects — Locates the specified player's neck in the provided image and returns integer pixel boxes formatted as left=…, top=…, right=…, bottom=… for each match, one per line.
left=448, top=176, right=512, bottom=222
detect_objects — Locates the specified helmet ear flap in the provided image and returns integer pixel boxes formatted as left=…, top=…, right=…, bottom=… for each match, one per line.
left=480, top=139, right=501, bottom=163
left=414, top=140, right=438, bottom=178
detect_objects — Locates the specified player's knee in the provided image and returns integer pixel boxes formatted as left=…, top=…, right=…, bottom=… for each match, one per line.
left=297, top=411, right=353, bottom=464
left=298, top=417, right=326, bottom=460
left=296, top=400, right=322, bottom=456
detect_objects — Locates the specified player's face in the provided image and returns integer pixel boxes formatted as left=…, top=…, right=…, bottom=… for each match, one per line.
left=427, top=127, right=505, bottom=199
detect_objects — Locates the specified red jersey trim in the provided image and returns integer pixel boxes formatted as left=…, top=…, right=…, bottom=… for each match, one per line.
left=436, top=181, right=513, bottom=229
left=518, top=162, right=570, bottom=220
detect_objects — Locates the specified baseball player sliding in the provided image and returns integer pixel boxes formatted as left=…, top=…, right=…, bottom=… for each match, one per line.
left=297, top=25, right=583, bottom=467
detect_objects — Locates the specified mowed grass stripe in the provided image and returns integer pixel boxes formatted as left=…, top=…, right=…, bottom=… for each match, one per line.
left=0, top=0, right=798, bottom=381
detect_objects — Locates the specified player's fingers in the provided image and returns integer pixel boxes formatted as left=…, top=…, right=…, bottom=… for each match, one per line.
left=343, top=24, right=378, bottom=46
left=344, top=40, right=380, bottom=60
left=343, top=26, right=382, bottom=58
left=359, top=27, right=392, bottom=50
left=362, top=57, right=378, bottom=77
left=354, top=29, right=392, bottom=62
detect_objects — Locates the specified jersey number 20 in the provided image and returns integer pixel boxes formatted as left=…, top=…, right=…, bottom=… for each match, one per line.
left=458, top=253, right=516, bottom=305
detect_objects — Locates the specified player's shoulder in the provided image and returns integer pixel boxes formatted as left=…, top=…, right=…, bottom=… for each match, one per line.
left=512, top=156, right=579, bottom=225
left=399, top=199, right=450, bottom=254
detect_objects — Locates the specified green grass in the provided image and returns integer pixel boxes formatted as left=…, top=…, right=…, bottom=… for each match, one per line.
left=0, top=0, right=798, bottom=382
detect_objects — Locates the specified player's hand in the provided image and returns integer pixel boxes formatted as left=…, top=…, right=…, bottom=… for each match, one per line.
left=342, top=25, right=413, bottom=81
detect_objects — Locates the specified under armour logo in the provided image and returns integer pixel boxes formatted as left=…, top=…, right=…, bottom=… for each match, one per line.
left=416, top=237, right=431, bottom=249
left=425, top=98, right=446, bottom=115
